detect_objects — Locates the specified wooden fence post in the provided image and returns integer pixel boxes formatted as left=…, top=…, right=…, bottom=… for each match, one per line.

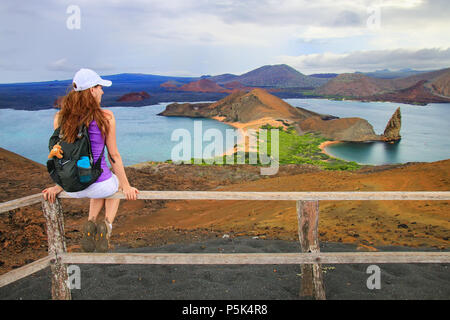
left=41, top=197, right=71, bottom=300
left=297, top=200, right=326, bottom=300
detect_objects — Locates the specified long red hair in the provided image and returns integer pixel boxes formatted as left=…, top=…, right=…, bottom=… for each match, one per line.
left=56, top=86, right=109, bottom=143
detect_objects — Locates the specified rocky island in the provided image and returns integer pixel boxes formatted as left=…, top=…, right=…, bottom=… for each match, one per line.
left=158, top=88, right=400, bottom=143
left=117, top=91, right=151, bottom=102
left=383, top=107, right=402, bottom=142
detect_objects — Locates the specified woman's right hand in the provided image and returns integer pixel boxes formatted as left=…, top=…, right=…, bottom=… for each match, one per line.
left=42, top=185, right=63, bottom=203
left=120, top=185, right=139, bottom=201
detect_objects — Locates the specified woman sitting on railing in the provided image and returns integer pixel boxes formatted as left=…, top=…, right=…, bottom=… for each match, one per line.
left=42, top=68, right=139, bottom=253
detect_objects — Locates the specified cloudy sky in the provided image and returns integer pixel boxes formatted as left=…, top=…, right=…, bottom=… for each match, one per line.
left=1, top=0, right=449, bottom=83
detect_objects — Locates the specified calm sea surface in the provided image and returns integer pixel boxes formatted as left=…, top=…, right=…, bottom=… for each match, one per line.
left=286, top=99, right=450, bottom=165
left=0, top=99, right=449, bottom=166
left=0, top=103, right=236, bottom=166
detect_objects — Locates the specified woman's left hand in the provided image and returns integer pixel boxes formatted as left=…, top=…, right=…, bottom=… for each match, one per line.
left=120, top=185, right=139, bottom=201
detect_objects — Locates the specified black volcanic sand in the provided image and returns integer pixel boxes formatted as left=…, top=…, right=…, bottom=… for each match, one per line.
left=0, top=238, right=448, bottom=300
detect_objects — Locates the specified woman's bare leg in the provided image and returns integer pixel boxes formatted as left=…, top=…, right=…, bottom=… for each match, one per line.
left=89, top=198, right=105, bottom=222
left=105, top=198, right=121, bottom=224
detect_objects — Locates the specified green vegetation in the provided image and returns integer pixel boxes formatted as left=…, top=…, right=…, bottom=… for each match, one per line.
left=176, top=123, right=360, bottom=171
left=297, top=89, right=317, bottom=96
left=257, top=124, right=360, bottom=170
left=318, top=94, right=355, bottom=101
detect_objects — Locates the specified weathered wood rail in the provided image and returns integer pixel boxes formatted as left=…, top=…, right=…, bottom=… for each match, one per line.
left=1, top=191, right=449, bottom=300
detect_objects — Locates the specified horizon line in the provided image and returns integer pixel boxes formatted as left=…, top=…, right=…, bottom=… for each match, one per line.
left=0, top=65, right=445, bottom=85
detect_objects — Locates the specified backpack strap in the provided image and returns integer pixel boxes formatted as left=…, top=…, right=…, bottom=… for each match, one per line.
left=82, top=124, right=106, bottom=169
left=81, top=125, right=93, bottom=166
left=94, top=141, right=106, bottom=169
left=77, top=126, right=83, bottom=138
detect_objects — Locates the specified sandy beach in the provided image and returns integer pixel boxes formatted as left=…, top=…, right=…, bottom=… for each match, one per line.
left=211, top=117, right=257, bottom=156
left=211, top=116, right=289, bottom=157
left=213, top=116, right=344, bottom=162
left=318, top=140, right=342, bottom=158
left=215, top=120, right=248, bottom=156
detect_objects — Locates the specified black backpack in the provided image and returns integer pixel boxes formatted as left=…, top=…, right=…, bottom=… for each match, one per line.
left=46, top=125, right=105, bottom=192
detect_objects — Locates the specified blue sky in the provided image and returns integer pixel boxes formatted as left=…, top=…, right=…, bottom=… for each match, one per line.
left=0, top=0, right=449, bottom=83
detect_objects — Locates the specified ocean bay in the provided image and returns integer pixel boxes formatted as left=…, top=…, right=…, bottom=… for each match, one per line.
left=285, top=99, right=450, bottom=165
left=0, top=102, right=237, bottom=166
left=0, top=99, right=449, bottom=166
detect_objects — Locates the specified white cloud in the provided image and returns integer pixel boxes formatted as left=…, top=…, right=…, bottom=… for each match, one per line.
left=277, top=47, right=450, bottom=73
left=1, top=0, right=450, bottom=82
left=90, top=0, right=450, bottom=55
left=46, top=58, right=115, bottom=75
left=46, top=58, right=73, bottom=72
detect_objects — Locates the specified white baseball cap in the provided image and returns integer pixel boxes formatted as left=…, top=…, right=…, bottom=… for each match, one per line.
left=72, top=68, right=112, bottom=91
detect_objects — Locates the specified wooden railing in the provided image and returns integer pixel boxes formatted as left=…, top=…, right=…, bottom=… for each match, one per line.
left=1, top=191, right=449, bottom=300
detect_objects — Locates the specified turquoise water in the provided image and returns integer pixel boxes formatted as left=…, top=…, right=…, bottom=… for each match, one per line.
left=1, top=99, right=449, bottom=166
left=0, top=103, right=238, bottom=166
left=285, top=99, right=450, bottom=165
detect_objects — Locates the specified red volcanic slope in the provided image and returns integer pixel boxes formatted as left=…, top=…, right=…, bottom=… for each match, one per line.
left=178, top=79, right=231, bottom=93
left=316, top=68, right=450, bottom=99
left=160, top=80, right=182, bottom=89
left=219, top=80, right=280, bottom=93
left=117, top=91, right=151, bottom=102
left=222, top=81, right=254, bottom=91
left=369, top=80, right=450, bottom=104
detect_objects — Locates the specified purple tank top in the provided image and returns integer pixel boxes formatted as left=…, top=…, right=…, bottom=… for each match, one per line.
left=88, top=120, right=112, bottom=182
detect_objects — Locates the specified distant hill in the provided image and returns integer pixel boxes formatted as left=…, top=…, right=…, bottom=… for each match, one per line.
left=222, top=81, right=255, bottom=91
left=0, top=73, right=198, bottom=110
left=392, top=68, right=450, bottom=90
left=357, top=68, right=432, bottom=79
left=208, top=64, right=328, bottom=88
left=2, top=65, right=448, bottom=110
left=367, top=80, right=450, bottom=105
left=172, top=78, right=280, bottom=94
left=315, top=67, right=450, bottom=104
left=315, top=73, right=395, bottom=97
left=177, top=79, right=231, bottom=93
left=1, top=65, right=328, bottom=110
left=429, top=71, right=450, bottom=97
left=308, top=73, right=339, bottom=79
left=206, top=73, right=239, bottom=84
left=160, top=80, right=184, bottom=89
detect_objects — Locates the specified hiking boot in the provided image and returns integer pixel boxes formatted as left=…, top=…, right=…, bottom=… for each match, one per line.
left=95, top=221, right=112, bottom=253
left=81, top=220, right=97, bottom=252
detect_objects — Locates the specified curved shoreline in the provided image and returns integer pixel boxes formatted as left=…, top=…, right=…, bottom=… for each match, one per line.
left=319, top=140, right=342, bottom=158
left=210, top=116, right=247, bottom=156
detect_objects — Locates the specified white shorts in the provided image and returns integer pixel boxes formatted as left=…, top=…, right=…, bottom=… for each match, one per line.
left=65, top=174, right=119, bottom=199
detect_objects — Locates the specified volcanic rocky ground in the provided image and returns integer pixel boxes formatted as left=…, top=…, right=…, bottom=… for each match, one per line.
left=0, top=147, right=449, bottom=276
